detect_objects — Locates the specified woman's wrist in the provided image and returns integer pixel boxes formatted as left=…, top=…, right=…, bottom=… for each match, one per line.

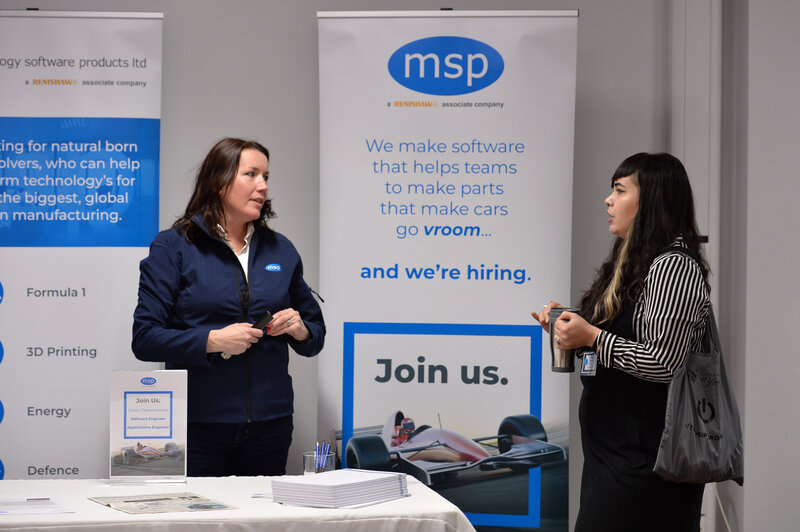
left=206, top=329, right=220, bottom=353
left=588, top=327, right=602, bottom=349
left=291, top=322, right=311, bottom=343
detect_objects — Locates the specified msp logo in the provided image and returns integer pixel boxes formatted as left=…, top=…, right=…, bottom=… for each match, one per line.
left=388, top=36, right=504, bottom=95
left=0, top=398, right=4, bottom=424
left=140, top=377, right=157, bottom=386
left=0, top=280, right=4, bottom=305
left=0, top=341, right=3, bottom=365
left=265, top=264, right=282, bottom=272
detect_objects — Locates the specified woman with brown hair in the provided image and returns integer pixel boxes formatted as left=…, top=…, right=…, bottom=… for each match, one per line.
left=133, top=137, right=325, bottom=476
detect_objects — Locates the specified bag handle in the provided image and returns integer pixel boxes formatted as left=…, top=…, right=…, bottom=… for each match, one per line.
left=705, top=306, right=721, bottom=357
left=665, top=246, right=719, bottom=356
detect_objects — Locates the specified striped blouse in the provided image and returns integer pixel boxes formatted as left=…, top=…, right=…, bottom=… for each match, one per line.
left=595, top=242, right=710, bottom=383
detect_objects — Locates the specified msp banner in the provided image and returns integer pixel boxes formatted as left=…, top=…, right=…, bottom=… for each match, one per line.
left=318, top=11, right=577, bottom=530
left=0, top=11, right=162, bottom=480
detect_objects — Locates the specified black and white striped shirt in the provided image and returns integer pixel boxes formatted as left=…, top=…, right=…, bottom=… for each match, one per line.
left=595, top=242, right=710, bottom=383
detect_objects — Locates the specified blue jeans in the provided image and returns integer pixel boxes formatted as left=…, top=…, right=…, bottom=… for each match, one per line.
left=187, top=415, right=293, bottom=477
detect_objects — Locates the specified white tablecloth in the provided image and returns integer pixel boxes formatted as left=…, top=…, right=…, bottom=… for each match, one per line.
left=0, top=475, right=476, bottom=532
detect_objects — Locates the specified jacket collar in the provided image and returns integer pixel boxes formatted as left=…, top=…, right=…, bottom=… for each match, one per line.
left=191, top=214, right=261, bottom=246
left=190, top=214, right=216, bottom=238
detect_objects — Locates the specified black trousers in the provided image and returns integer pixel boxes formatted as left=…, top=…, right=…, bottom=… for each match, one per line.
left=187, top=415, right=293, bottom=477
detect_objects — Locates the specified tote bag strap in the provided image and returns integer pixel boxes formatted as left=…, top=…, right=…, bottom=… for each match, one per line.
left=705, top=305, right=722, bottom=357
left=665, top=246, right=718, bottom=357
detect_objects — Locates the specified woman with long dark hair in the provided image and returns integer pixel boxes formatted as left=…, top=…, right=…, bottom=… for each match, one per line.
left=533, top=153, right=708, bottom=531
left=133, top=137, right=325, bottom=476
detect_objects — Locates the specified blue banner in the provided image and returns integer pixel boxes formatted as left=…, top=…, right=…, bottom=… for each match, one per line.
left=0, top=117, right=159, bottom=247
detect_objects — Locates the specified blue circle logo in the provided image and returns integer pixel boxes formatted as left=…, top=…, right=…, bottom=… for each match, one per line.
left=0, top=281, right=4, bottom=305
left=388, top=36, right=505, bottom=95
left=0, top=459, right=4, bottom=479
left=0, top=399, right=4, bottom=424
left=0, top=341, right=3, bottom=365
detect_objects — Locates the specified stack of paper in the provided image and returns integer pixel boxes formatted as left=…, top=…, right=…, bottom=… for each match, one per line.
left=271, top=469, right=409, bottom=508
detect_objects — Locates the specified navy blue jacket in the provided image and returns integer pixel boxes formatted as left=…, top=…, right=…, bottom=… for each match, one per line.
left=132, top=216, right=325, bottom=423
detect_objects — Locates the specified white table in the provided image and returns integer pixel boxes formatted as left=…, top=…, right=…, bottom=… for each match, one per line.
left=0, top=475, right=476, bottom=532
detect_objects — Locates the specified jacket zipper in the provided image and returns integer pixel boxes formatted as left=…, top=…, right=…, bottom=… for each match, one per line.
left=233, top=260, right=253, bottom=423
left=193, top=218, right=255, bottom=423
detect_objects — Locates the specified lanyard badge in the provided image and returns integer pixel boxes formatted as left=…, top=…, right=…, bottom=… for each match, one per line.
left=581, top=351, right=597, bottom=376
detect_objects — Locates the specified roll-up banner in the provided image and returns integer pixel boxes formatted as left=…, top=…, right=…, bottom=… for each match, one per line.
left=0, top=11, right=162, bottom=480
left=318, top=11, right=577, bottom=530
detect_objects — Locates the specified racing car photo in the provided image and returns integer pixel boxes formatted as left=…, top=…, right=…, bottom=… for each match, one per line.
left=344, top=411, right=568, bottom=530
left=110, top=441, right=185, bottom=476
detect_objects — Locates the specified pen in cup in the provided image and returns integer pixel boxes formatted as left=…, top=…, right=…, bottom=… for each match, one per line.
left=304, top=441, right=333, bottom=474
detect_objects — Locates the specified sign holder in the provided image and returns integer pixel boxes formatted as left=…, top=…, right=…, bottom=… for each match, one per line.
left=109, top=370, right=187, bottom=484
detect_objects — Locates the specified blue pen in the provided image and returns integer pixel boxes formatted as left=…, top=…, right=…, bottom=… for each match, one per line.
left=322, top=442, right=330, bottom=470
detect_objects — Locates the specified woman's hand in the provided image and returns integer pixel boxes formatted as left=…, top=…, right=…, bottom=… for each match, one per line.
left=268, top=308, right=310, bottom=342
left=207, top=323, right=264, bottom=355
left=552, top=311, right=601, bottom=350
left=531, top=301, right=562, bottom=334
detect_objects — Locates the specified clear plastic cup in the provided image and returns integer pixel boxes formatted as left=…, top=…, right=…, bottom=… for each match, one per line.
left=303, top=450, right=335, bottom=475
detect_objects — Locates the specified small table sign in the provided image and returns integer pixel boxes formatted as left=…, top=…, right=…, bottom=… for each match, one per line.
left=109, top=370, right=187, bottom=483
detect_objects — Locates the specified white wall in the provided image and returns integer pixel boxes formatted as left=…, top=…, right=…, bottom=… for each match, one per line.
left=718, top=0, right=748, bottom=528
left=741, top=0, right=800, bottom=529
